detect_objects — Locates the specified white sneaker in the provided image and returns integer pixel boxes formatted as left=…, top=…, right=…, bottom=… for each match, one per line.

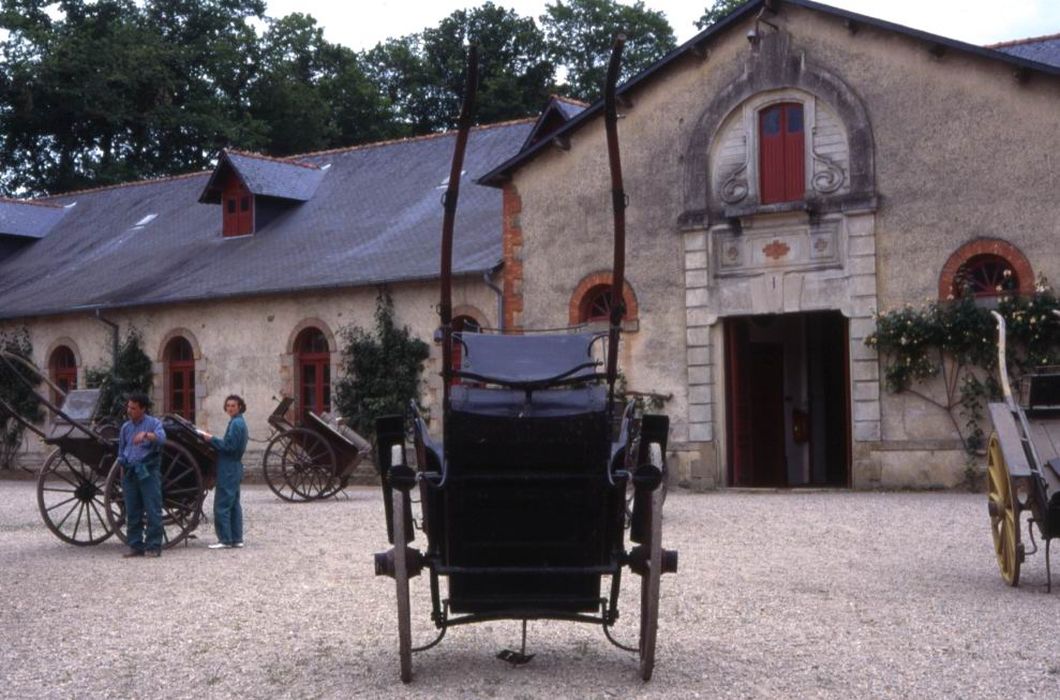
left=233, top=542, right=245, bottom=548
left=208, top=542, right=233, bottom=549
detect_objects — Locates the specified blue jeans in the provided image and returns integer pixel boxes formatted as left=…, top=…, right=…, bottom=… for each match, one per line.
left=123, top=463, right=163, bottom=551
left=214, top=461, right=244, bottom=544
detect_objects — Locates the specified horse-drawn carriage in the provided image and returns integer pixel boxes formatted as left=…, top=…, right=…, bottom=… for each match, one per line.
left=0, top=351, right=216, bottom=548
left=985, top=310, right=1060, bottom=590
left=262, top=397, right=371, bottom=501
left=372, top=38, right=678, bottom=682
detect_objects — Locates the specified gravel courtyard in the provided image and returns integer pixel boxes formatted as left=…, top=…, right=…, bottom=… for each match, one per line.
left=1, top=480, right=1058, bottom=699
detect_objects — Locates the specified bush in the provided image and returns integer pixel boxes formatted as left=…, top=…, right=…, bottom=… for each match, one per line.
left=0, top=328, right=43, bottom=469
left=85, top=329, right=153, bottom=420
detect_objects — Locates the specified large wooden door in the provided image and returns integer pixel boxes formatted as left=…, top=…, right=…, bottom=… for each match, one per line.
left=727, top=320, right=786, bottom=487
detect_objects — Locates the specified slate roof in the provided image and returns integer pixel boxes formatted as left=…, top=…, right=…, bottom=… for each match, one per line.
left=521, top=95, right=590, bottom=151
left=199, top=150, right=325, bottom=203
left=0, top=120, right=532, bottom=320
left=481, top=0, right=1060, bottom=186
left=0, top=198, right=69, bottom=239
left=989, top=33, right=1060, bottom=69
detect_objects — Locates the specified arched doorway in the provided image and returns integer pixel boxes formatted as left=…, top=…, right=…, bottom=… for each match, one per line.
left=295, top=327, right=331, bottom=416
left=164, top=336, right=195, bottom=421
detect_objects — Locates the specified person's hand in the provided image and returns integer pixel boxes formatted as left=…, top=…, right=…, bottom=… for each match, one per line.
left=132, top=431, right=145, bottom=445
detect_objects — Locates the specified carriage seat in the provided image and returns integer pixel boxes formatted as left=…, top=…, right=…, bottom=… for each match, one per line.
left=453, top=332, right=604, bottom=388
left=450, top=384, right=608, bottom=418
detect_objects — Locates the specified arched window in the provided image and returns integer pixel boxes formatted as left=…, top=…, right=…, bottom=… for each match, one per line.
left=295, top=327, right=331, bottom=416
left=759, top=102, right=805, bottom=204
left=579, top=285, right=616, bottom=323
left=164, top=336, right=195, bottom=421
left=451, top=315, right=481, bottom=385
left=938, top=239, right=1034, bottom=300
left=569, top=273, right=639, bottom=328
left=49, top=345, right=77, bottom=405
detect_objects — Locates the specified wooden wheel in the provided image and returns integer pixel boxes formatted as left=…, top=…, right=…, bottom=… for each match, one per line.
left=391, top=487, right=413, bottom=683
left=104, top=441, right=204, bottom=549
left=36, top=448, right=114, bottom=545
left=987, top=433, right=1022, bottom=586
left=273, top=428, right=337, bottom=501
left=263, top=432, right=308, bottom=502
left=639, top=443, right=664, bottom=681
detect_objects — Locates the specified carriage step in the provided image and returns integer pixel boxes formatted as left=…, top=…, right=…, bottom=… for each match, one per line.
left=496, top=649, right=535, bottom=665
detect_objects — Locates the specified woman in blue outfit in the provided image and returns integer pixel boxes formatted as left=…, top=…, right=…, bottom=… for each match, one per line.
left=200, top=395, right=249, bottom=549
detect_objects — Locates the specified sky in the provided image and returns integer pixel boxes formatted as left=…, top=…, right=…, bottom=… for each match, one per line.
left=263, top=0, right=1060, bottom=51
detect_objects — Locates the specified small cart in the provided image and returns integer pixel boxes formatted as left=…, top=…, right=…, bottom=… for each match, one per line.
left=985, top=310, right=1060, bottom=590
left=262, top=397, right=371, bottom=502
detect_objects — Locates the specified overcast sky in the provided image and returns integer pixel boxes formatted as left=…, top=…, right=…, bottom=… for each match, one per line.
left=264, top=0, right=1060, bottom=51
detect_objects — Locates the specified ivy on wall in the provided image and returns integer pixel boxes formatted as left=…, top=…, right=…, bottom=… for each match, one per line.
left=0, top=328, right=43, bottom=469
left=867, top=277, right=1060, bottom=482
left=334, top=290, right=430, bottom=438
left=85, top=329, right=154, bottom=421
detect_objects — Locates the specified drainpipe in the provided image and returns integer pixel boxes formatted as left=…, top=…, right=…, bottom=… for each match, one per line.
left=484, top=263, right=504, bottom=331
left=95, top=308, right=119, bottom=365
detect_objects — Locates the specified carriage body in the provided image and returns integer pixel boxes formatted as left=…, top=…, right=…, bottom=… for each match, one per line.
left=262, top=396, right=371, bottom=501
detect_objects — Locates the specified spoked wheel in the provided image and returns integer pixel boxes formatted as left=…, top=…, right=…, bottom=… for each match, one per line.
left=391, top=488, right=413, bottom=683
left=36, top=448, right=114, bottom=545
left=266, top=428, right=337, bottom=501
left=104, top=442, right=204, bottom=549
left=987, top=433, right=1022, bottom=586
left=638, top=442, right=665, bottom=681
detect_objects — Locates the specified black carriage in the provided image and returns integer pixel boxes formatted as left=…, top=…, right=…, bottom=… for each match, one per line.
left=262, top=397, right=371, bottom=502
left=372, top=38, right=678, bottom=682
left=0, top=351, right=216, bottom=548
left=985, top=311, right=1060, bottom=590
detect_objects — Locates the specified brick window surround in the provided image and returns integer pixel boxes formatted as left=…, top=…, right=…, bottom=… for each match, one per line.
left=938, top=238, right=1033, bottom=299
left=568, top=272, right=639, bottom=326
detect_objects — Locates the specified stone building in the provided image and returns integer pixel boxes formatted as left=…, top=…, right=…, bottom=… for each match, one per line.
left=2, top=0, right=1058, bottom=489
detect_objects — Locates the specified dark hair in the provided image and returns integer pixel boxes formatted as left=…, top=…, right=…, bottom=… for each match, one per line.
left=126, top=392, right=150, bottom=409
left=225, top=394, right=247, bottom=414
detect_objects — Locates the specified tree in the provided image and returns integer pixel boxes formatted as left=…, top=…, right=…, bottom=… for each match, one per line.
left=0, top=327, right=43, bottom=470
left=333, top=291, right=430, bottom=438
left=85, top=329, right=153, bottom=421
left=696, top=0, right=747, bottom=30
left=541, top=0, right=676, bottom=102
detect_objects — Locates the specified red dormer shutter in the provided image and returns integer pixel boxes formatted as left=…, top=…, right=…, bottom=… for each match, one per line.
left=222, top=177, right=254, bottom=236
left=759, top=103, right=805, bottom=204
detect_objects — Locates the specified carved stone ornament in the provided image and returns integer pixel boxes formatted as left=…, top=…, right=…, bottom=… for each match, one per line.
left=720, top=163, right=749, bottom=204
left=810, top=133, right=846, bottom=194
left=762, top=240, right=791, bottom=260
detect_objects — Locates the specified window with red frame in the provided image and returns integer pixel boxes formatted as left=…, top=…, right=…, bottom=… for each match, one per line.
left=165, top=336, right=195, bottom=421
left=222, top=177, right=254, bottom=237
left=952, top=254, right=1019, bottom=298
left=579, top=284, right=616, bottom=323
left=296, top=328, right=331, bottom=416
left=759, top=102, right=805, bottom=204
left=49, top=345, right=77, bottom=405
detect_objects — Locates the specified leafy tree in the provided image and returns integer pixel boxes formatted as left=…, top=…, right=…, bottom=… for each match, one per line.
left=0, top=327, right=43, bottom=469
left=334, top=290, right=430, bottom=438
left=696, top=0, right=747, bottom=30
left=85, top=329, right=153, bottom=420
left=541, top=0, right=676, bottom=102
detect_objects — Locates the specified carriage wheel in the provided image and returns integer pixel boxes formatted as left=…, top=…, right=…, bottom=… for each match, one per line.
left=274, top=428, right=337, bottom=501
left=391, top=488, right=413, bottom=683
left=263, top=432, right=308, bottom=502
left=103, top=442, right=204, bottom=550
left=638, top=443, right=664, bottom=681
left=36, top=448, right=114, bottom=545
left=987, top=433, right=1021, bottom=586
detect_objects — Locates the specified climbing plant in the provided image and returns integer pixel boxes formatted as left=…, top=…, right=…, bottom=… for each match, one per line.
left=85, top=329, right=154, bottom=420
left=0, top=327, right=43, bottom=469
left=867, top=277, right=1060, bottom=484
left=334, top=290, right=431, bottom=438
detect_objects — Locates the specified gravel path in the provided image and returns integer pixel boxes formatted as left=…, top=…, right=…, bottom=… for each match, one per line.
left=1, top=481, right=1058, bottom=698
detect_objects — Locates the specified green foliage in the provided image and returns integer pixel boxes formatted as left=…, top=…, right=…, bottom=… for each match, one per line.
left=695, top=0, right=746, bottom=30
left=541, top=0, right=677, bottom=102
left=0, top=327, right=43, bottom=468
left=334, top=291, right=431, bottom=438
left=85, top=329, right=154, bottom=420
left=867, top=280, right=1060, bottom=478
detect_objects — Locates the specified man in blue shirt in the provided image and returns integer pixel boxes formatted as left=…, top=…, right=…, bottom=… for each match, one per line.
left=117, top=392, right=166, bottom=558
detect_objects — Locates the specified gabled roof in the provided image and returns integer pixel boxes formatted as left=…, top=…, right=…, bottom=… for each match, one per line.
left=521, top=95, right=590, bottom=151
left=199, top=150, right=325, bottom=204
left=0, top=198, right=69, bottom=240
left=0, top=120, right=533, bottom=320
left=989, top=33, right=1060, bottom=68
left=480, top=0, right=1060, bottom=186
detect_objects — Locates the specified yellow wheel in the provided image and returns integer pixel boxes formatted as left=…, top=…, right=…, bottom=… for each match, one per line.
left=987, top=434, right=1022, bottom=586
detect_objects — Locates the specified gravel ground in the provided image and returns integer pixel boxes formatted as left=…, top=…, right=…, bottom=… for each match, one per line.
left=1, top=480, right=1058, bottom=699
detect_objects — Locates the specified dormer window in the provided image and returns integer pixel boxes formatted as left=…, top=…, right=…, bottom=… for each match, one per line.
left=222, top=179, right=254, bottom=237
left=759, top=102, right=805, bottom=204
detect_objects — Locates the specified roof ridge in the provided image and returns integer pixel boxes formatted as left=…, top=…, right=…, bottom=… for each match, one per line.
left=986, top=32, right=1060, bottom=49
left=0, top=196, right=65, bottom=209
left=40, top=169, right=210, bottom=200
left=290, top=117, right=536, bottom=160
left=549, top=94, right=589, bottom=107
left=225, top=149, right=321, bottom=170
